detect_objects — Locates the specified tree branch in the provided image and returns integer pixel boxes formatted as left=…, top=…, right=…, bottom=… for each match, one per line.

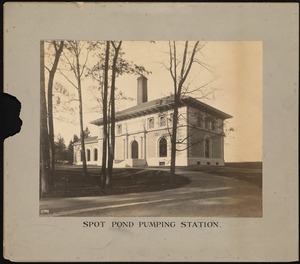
left=180, top=41, right=189, bottom=80
left=180, top=41, right=199, bottom=88
left=57, top=68, right=78, bottom=90
left=168, top=41, right=176, bottom=83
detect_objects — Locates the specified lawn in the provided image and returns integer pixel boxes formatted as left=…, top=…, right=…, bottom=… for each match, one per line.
left=178, top=162, right=262, bottom=187
left=46, top=166, right=190, bottom=198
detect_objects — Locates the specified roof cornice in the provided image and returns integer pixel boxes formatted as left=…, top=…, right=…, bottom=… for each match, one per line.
left=91, top=96, right=232, bottom=126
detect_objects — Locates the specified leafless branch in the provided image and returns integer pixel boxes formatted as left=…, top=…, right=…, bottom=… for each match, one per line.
left=183, top=78, right=216, bottom=95
left=168, top=41, right=176, bottom=83
left=57, top=68, right=78, bottom=90
left=180, top=41, right=199, bottom=88
left=44, top=65, right=51, bottom=73
left=180, top=41, right=189, bottom=80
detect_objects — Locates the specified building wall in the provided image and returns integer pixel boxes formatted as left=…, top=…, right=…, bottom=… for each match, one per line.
left=73, top=105, right=226, bottom=166
left=73, top=107, right=188, bottom=166
left=73, top=141, right=101, bottom=165
left=113, top=106, right=188, bottom=166
left=187, top=106, right=225, bottom=166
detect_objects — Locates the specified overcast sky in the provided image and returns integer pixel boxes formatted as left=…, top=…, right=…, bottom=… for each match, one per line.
left=48, top=41, right=262, bottom=162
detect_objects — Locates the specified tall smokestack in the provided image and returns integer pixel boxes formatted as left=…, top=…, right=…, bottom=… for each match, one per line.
left=137, top=75, right=148, bottom=105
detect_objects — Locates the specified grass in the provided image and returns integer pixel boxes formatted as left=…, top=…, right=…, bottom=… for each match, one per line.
left=45, top=166, right=191, bottom=198
left=44, top=162, right=262, bottom=198
left=178, top=162, right=262, bottom=187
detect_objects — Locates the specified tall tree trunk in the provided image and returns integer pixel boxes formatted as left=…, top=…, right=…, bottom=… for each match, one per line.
left=47, top=41, right=63, bottom=184
left=169, top=41, right=199, bottom=182
left=40, top=41, right=51, bottom=196
left=101, top=41, right=110, bottom=187
left=170, top=96, right=179, bottom=181
left=48, top=69, right=55, bottom=179
left=107, top=41, right=122, bottom=187
left=76, top=52, right=88, bottom=177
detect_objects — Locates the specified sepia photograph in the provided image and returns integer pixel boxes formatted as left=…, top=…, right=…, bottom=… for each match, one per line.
left=39, top=41, right=262, bottom=217
left=4, top=3, right=297, bottom=262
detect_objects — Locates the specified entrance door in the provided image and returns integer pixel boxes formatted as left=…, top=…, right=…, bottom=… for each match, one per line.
left=131, top=140, right=138, bottom=159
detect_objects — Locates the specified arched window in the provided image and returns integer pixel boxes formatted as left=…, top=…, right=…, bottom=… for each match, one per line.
left=148, top=117, right=154, bottom=129
left=94, top=148, right=98, bottom=161
left=131, top=140, right=138, bottom=159
left=87, top=149, right=91, bottom=161
left=117, top=124, right=122, bottom=135
left=205, top=138, right=210, bottom=158
left=159, top=116, right=166, bottom=127
left=159, top=138, right=167, bottom=157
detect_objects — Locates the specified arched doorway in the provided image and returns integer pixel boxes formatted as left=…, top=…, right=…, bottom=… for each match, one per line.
left=131, top=140, right=138, bottom=159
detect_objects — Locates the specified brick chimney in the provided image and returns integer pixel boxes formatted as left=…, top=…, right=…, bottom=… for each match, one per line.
left=137, top=75, right=148, bottom=105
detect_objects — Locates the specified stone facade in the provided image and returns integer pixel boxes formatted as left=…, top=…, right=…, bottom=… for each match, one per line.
left=73, top=105, right=227, bottom=167
left=73, top=75, right=231, bottom=167
left=73, top=107, right=189, bottom=167
left=73, top=137, right=99, bottom=165
left=186, top=106, right=225, bottom=166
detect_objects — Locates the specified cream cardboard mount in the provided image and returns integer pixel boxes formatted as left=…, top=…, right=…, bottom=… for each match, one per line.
left=3, top=3, right=298, bottom=262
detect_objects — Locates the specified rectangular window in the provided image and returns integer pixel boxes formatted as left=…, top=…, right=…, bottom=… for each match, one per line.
left=159, top=116, right=166, bottom=127
left=148, top=117, right=154, bottom=129
left=117, top=124, right=122, bottom=134
left=211, top=120, right=216, bottom=130
left=197, top=115, right=203, bottom=127
left=205, top=118, right=211, bottom=130
left=159, top=161, right=165, bottom=166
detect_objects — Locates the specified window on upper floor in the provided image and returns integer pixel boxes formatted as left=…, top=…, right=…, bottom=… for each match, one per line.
left=211, top=120, right=216, bottom=130
left=159, top=116, right=166, bottom=127
left=197, top=114, right=204, bottom=128
left=148, top=117, right=154, bottom=129
left=205, top=118, right=211, bottom=130
left=220, top=122, right=224, bottom=131
left=117, top=124, right=122, bottom=134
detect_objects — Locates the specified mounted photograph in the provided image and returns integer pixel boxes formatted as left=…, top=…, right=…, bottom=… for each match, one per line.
left=39, top=41, right=262, bottom=217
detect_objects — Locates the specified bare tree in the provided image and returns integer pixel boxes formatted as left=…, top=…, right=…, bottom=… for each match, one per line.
left=44, top=41, right=64, bottom=181
left=162, top=41, right=233, bottom=179
left=87, top=41, right=150, bottom=187
left=58, top=41, right=95, bottom=177
left=167, top=41, right=202, bottom=179
left=101, top=41, right=110, bottom=186
left=106, top=41, right=122, bottom=187
left=40, top=41, right=51, bottom=196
